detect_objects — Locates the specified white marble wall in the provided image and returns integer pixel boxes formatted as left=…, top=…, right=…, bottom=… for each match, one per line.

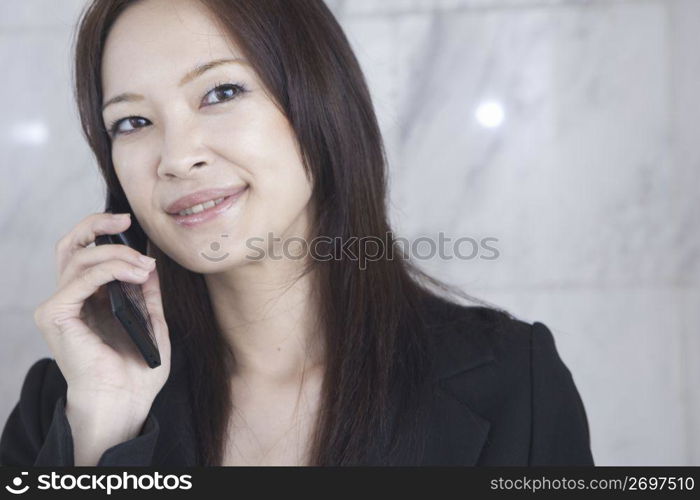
left=1, top=0, right=698, bottom=465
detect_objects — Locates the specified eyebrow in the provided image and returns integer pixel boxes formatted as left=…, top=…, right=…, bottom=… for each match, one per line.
left=101, top=57, right=248, bottom=113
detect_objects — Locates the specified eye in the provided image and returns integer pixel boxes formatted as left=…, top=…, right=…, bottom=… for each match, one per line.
left=202, top=82, right=246, bottom=106
left=107, top=83, right=247, bottom=137
left=108, top=116, right=150, bottom=137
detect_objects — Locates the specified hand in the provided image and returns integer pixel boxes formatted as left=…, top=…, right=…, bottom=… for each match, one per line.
left=33, top=212, right=171, bottom=411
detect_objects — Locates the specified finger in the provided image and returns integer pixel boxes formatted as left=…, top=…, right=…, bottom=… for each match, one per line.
left=59, top=242, right=156, bottom=288
left=44, top=259, right=153, bottom=332
left=55, top=213, right=132, bottom=276
left=140, top=266, right=171, bottom=363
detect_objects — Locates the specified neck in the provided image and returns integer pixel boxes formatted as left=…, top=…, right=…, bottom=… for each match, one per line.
left=204, top=257, right=324, bottom=386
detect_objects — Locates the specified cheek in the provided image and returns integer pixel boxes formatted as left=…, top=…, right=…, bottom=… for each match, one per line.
left=112, top=140, right=157, bottom=179
left=258, top=163, right=314, bottom=238
left=112, top=155, right=155, bottom=214
left=111, top=132, right=161, bottom=173
left=207, top=99, right=301, bottom=173
left=239, top=124, right=311, bottom=210
left=214, top=122, right=312, bottom=237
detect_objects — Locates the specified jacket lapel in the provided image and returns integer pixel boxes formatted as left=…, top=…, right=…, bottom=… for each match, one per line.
left=419, top=380, right=492, bottom=465
left=420, top=323, right=497, bottom=465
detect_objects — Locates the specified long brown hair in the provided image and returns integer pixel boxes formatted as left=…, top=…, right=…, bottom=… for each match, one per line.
left=72, top=0, right=501, bottom=465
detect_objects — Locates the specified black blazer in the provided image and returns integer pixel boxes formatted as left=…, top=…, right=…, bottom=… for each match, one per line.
left=0, top=302, right=594, bottom=466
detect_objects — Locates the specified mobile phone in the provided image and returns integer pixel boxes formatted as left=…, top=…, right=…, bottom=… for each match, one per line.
left=94, top=201, right=160, bottom=368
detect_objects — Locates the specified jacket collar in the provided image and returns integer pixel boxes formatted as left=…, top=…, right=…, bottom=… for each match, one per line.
left=430, top=318, right=496, bottom=381
left=368, top=323, right=497, bottom=466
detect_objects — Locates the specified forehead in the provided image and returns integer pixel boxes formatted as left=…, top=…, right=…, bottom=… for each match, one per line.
left=101, top=0, right=242, bottom=94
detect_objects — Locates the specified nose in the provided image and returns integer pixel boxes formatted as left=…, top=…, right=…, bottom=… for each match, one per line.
left=156, top=116, right=211, bottom=179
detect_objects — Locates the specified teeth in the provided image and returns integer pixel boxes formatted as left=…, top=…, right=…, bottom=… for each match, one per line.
left=177, top=197, right=225, bottom=216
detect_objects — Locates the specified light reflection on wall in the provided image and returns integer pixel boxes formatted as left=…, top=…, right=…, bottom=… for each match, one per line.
left=475, top=100, right=505, bottom=129
left=11, top=121, right=49, bottom=146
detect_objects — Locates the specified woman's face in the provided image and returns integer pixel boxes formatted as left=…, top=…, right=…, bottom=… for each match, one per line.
left=101, top=0, right=313, bottom=272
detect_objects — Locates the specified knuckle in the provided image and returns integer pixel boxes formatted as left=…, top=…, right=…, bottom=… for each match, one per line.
left=33, top=301, right=51, bottom=329
left=77, top=266, right=95, bottom=284
left=121, top=260, right=139, bottom=276
left=127, top=247, right=146, bottom=262
left=55, top=235, right=68, bottom=254
left=110, top=259, right=129, bottom=279
left=32, top=304, right=44, bottom=326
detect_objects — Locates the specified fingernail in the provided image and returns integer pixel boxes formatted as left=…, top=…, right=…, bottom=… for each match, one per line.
left=139, top=255, right=156, bottom=265
left=132, top=267, right=150, bottom=277
left=114, top=213, right=130, bottom=220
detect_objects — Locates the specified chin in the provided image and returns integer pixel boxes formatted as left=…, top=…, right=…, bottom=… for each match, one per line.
left=186, top=251, right=249, bottom=274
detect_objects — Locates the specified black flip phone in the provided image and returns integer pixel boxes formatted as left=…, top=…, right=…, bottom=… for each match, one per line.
left=94, top=197, right=161, bottom=368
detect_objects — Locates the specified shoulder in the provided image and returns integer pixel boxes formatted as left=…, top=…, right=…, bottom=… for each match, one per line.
left=422, top=294, right=578, bottom=394
left=24, top=357, right=67, bottom=394
left=420, top=294, right=594, bottom=465
left=15, top=358, right=67, bottom=426
left=420, top=294, right=536, bottom=381
left=0, top=357, right=68, bottom=465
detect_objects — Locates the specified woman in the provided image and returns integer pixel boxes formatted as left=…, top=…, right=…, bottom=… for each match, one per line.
left=0, top=0, right=594, bottom=466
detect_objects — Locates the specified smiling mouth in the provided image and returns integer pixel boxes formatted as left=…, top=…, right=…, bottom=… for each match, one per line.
left=175, top=196, right=229, bottom=216
left=169, top=186, right=248, bottom=227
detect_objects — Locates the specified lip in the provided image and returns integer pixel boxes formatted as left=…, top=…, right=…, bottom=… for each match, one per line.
left=165, top=185, right=248, bottom=214
left=168, top=186, right=248, bottom=227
